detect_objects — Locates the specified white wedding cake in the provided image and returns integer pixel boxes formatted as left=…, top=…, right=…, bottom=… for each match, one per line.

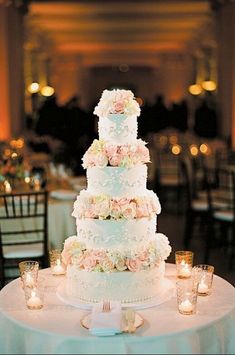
left=62, top=89, right=171, bottom=303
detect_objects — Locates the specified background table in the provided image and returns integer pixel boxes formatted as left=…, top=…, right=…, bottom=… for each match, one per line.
left=0, top=264, right=234, bottom=354
left=48, top=197, right=76, bottom=249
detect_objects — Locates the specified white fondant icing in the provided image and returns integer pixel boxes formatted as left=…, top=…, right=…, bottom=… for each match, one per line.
left=63, top=90, right=171, bottom=304
left=76, top=217, right=157, bottom=249
left=98, top=114, right=137, bottom=144
left=66, top=262, right=165, bottom=303
left=87, top=165, right=147, bottom=197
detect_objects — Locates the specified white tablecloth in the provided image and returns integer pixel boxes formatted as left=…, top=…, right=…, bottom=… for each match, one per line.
left=0, top=264, right=234, bottom=354
left=48, top=198, right=76, bottom=249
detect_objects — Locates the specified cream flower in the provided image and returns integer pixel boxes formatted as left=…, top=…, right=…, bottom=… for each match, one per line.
left=94, top=89, right=140, bottom=117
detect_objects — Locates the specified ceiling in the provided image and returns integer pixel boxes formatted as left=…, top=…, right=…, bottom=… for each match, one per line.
left=27, top=0, right=213, bottom=67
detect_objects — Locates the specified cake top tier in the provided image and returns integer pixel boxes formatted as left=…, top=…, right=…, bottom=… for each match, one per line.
left=94, top=89, right=140, bottom=118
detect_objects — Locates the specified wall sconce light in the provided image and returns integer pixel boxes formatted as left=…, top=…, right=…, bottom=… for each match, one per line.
left=40, top=85, right=55, bottom=97
left=190, top=144, right=199, bottom=156
left=188, top=84, right=202, bottom=96
left=201, top=80, right=217, bottom=91
left=27, top=82, right=40, bottom=94
left=171, top=144, right=182, bottom=155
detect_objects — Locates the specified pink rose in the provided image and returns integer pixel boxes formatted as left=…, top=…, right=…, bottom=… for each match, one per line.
left=109, top=154, right=122, bottom=166
left=121, top=202, right=136, bottom=219
left=138, top=251, right=148, bottom=262
left=84, top=207, right=97, bottom=219
left=115, top=197, right=130, bottom=206
left=119, top=145, right=129, bottom=156
left=126, top=258, right=142, bottom=272
left=92, top=250, right=106, bottom=261
left=105, top=143, right=118, bottom=157
left=110, top=200, right=122, bottom=219
left=114, top=101, right=125, bottom=113
left=82, top=253, right=97, bottom=271
left=132, top=142, right=150, bottom=163
left=136, top=204, right=149, bottom=218
left=82, top=152, right=96, bottom=168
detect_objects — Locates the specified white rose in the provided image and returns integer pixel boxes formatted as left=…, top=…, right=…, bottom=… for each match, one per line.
left=95, top=200, right=110, bottom=219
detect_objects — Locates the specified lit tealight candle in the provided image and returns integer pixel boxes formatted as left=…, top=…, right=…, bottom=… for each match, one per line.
left=34, top=178, right=41, bottom=191
left=4, top=180, right=12, bottom=193
left=179, top=261, right=191, bottom=278
left=52, top=259, right=66, bottom=275
left=25, top=176, right=31, bottom=184
left=198, top=279, right=209, bottom=294
left=179, top=299, right=194, bottom=313
left=26, top=290, right=43, bottom=309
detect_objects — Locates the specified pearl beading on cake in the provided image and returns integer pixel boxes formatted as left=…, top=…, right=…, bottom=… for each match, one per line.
left=66, top=263, right=165, bottom=303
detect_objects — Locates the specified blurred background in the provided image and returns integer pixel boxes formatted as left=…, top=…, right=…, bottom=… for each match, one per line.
left=0, top=0, right=235, bottom=285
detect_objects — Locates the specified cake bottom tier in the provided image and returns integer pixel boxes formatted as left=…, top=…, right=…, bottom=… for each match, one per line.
left=66, top=261, right=165, bottom=303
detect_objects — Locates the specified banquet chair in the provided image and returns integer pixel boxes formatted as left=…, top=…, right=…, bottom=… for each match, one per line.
left=0, top=190, right=49, bottom=288
left=204, top=168, right=235, bottom=268
left=180, top=158, right=209, bottom=249
left=155, top=150, right=184, bottom=213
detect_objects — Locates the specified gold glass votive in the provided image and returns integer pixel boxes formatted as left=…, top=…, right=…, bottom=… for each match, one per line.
left=19, top=261, right=39, bottom=288
left=176, top=279, right=198, bottom=315
left=192, top=264, right=214, bottom=296
left=24, top=283, right=44, bottom=310
left=49, top=249, right=66, bottom=275
left=175, top=251, right=194, bottom=279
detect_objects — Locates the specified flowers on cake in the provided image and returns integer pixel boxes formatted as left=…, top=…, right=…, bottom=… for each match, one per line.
left=72, top=191, right=161, bottom=220
left=82, top=139, right=150, bottom=168
left=61, top=236, right=87, bottom=265
left=62, top=234, right=171, bottom=272
left=93, top=89, right=141, bottom=118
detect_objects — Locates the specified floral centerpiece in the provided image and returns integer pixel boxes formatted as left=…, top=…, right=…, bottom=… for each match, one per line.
left=93, top=89, right=141, bottom=118
left=0, top=154, right=25, bottom=183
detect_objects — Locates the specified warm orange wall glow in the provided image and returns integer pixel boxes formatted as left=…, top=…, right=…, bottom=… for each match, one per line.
left=0, top=7, right=11, bottom=140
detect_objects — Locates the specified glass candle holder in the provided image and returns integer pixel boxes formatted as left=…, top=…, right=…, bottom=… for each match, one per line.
left=49, top=249, right=66, bottom=275
left=192, top=264, right=214, bottom=296
left=175, top=251, right=194, bottom=279
left=176, top=279, right=198, bottom=315
left=24, top=284, right=44, bottom=310
left=19, top=261, right=39, bottom=288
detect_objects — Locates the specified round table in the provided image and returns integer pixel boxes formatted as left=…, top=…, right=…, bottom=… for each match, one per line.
left=0, top=264, right=234, bottom=354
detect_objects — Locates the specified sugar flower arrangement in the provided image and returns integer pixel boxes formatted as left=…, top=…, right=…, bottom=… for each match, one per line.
left=72, top=191, right=161, bottom=220
left=93, top=89, right=141, bottom=118
left=62, top=233, right=171, bottom=272
left=82, top=139, right=150, bottom=168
